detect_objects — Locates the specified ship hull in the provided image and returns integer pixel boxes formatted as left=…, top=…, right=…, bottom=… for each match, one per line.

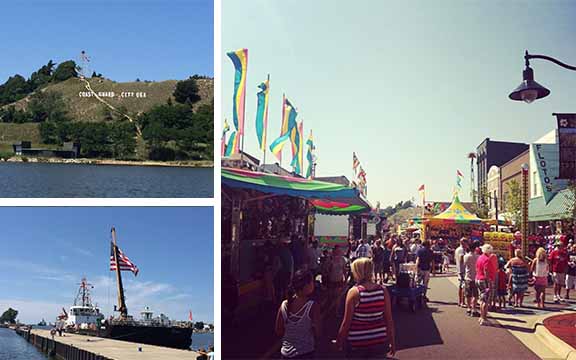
left=77, top=325, right=193, bottom=349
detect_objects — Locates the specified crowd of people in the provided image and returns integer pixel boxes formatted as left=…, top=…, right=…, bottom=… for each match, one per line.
left=270, top=231, right=576, bottom=358
left=454, top=236, right=576, bottom=326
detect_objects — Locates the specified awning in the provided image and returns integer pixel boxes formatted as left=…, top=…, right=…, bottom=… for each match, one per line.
left=222, top=167, right=370, bottom=208
left=311, top=199, right=369, bottom=215
left=529, top=189, right=575, bottom=222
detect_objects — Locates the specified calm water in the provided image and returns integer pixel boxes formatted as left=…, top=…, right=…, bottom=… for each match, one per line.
left=0, top=328, right=48, bottom=360
left=0, top=163, right=213, bottom=197
left=191, top=332, right=214, bottom=351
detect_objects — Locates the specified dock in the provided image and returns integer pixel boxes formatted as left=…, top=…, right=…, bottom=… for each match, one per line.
left=16, top=328, right=200, bottom=360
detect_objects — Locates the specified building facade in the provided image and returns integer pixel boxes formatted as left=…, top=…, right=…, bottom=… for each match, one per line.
left=476, top=138, right=529, bottom=203
left=500, top=149, right=530, bottom=215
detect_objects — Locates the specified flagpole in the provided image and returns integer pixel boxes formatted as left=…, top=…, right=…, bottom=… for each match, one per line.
left=261, top=74, right=270, bottom=171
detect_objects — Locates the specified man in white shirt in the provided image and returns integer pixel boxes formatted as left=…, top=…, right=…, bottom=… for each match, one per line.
left=454, top=237, right=468, bottom=307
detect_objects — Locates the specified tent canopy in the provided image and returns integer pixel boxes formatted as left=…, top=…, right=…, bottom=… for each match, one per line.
left=311, top=199, right=369, bottom=215
left=430, top=196, right=483, bottom=224
left=222, top=167, right=370, bottom=210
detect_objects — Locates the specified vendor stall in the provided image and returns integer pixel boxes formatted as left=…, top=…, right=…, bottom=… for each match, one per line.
left=221, top=167, right=370, bottom=308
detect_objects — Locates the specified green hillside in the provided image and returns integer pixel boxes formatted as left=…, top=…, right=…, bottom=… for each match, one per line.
left=0, top=66, right=214, bottom=161
left=5, top=77, right=213, bottom=123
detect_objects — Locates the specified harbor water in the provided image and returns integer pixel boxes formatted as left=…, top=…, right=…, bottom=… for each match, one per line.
left=191, top=332, right=214, bottom=351
left=0, top=328, right=47, bottom=360
left=0, top=162, right=213, bottom=197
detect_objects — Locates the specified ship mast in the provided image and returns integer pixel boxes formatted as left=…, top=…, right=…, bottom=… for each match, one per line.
left=111, top=227, right=128, bottom=319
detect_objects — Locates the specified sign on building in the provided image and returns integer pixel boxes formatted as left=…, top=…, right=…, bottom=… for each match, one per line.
left=556, top=113, right=576, bottom=180
left=533, top=143, right=568, bottom=204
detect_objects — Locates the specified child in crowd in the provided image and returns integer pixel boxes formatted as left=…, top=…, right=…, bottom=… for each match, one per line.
left=442, top=252, right=450, bottom=273
left=496, top=260, right=508, bottom=310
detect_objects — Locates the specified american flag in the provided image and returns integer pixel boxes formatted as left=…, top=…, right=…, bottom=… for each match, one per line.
left=110, top=243, right=139, bottom=276
left=352, top=152, right=360, bottom=174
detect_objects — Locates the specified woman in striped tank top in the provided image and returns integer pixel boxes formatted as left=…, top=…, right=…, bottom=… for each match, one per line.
left=336, top=258, right=396, bottom=358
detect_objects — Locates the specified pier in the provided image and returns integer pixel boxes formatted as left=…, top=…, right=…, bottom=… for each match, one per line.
left=16, top=328, right=199, bottom=360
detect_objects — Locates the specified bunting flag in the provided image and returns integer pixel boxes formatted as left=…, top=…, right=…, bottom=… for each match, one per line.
left=352, top=152, right=360, bottom=174
left=306, top=130, right=314, bottom=179
left=110, top=243, right=139, bottom=276
left=270, top=133, right=291, bottom=160
left=225, top=131, right=238, bottom=157
left=255, top=75, right=270, bottom=151
left=227, top=49, right=248, bottom=152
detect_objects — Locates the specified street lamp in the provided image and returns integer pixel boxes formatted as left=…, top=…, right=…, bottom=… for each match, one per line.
left=509, top=50, right=576, bottom=103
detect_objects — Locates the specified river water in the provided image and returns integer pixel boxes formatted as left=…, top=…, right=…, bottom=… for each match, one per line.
left=0, top=328, right=48, bottom=360
left=0, top=163, right=213, bottom=197
left=191, top=332, right=214, bottom=351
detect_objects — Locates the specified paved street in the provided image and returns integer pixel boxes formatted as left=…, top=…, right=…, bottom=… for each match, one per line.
left=224, top=270, right=576, bottom=359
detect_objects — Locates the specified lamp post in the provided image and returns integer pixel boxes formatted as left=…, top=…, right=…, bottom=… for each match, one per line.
left=521, top=163, right=530, bottom=257
left=509, top=50, right=576, bottom=103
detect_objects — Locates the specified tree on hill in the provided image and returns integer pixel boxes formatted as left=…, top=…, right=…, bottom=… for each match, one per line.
left=0, top=308, right=18, bottom=324
left=52, top=60, right=78, bottom=82
left=0, top=75, right=31, bottom=106
left=28, top=90, right=70, bottom=123
left=173, top=77, right=201, bottom=105
left=28, top=60, right=56, bottom=90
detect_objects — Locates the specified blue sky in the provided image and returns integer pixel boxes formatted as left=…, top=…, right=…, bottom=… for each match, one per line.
left=0, top=207, right=213, bottom=324
left=222, top=0, right=576, bottom=207
left=0, top=0, right=213, bottom=83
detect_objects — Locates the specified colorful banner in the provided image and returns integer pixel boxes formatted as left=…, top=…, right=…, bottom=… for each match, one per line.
left=273, top=96, right=297, bottom=162
left=270, top=133, right=291, bottom=160
left=306, top=130, right=314, bottom=179
left=226, top=49, right=248, bottom=153
left=290, top=121, right=302, bottom=174
left=221, top=119, right=230, bottom=156
left=224, top=131, right=238, bottom=157
left=255, top=75, right=270, bottom=151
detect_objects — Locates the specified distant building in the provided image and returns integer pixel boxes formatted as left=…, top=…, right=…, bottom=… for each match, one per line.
left=13, top=141, right=80, bottom=158
left=476, top=138, right=528, bottom=202
left=499, top=149, right=530, bottom=214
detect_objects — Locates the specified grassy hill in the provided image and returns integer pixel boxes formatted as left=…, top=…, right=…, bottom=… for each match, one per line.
left=0, top=76, right=213, bottom=148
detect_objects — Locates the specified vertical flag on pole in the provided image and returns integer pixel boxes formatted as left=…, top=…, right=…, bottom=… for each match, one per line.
left=270, top=133, right=291, bottom=160
left=306, top=130, right=314, bottom=179
left=225, top=131, right=238, bottom=157
left=226, top=48, right=248, bottom=152
left=271, top=97, right=297, bottom=163
left=221, top=119, right=230, bottom=156
left=455, top=169, right=464, bottom=197
left=290, top=121, right=302, bottom=175
left=255, top=75, right=270, bottom=151
left=418, top=184, right=425, bottom=205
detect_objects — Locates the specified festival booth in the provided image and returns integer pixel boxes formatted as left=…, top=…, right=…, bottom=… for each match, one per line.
left=221, top=167, right=370, bottom=306
left=421, top=196, right=485, bottom=247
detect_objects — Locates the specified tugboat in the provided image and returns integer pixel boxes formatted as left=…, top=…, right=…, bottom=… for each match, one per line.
left=62, top=227, right=193, bottom=349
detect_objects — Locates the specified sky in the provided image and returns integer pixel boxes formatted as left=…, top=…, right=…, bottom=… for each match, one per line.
left=0, top=207, right=214, bottom=324
left=0, top=0, right=213, bottom=83
left=222, top=0, right=576, bottom=207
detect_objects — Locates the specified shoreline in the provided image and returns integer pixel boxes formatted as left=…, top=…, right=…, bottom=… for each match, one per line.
left=0, top=156, right=213, bottom=168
